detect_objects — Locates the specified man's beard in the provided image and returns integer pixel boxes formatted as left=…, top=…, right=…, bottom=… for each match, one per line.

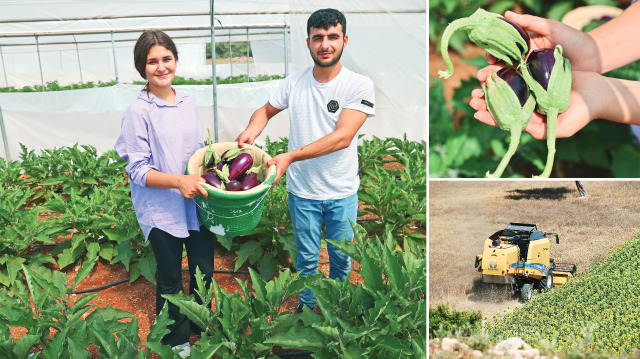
left=311, top=46, right=344, bottom=67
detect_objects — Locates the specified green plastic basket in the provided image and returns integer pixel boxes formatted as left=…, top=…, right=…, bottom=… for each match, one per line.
left=186, top=142, right=276, bottom=237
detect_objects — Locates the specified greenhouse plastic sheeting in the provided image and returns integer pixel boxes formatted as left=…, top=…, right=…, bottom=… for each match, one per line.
left=0, top=0, right=426, bottom=159
left=0, top=80, right=424, bottom=160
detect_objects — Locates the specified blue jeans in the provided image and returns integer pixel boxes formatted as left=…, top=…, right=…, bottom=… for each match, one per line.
left=288, top=192, right=358, bottom=308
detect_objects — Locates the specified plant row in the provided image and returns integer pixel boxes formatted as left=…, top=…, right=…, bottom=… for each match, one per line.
left=0, top=74, right=285, bottom=93
left=0, top=136, right=425, bottom=287
left=1, top=220, right=426, bottom=358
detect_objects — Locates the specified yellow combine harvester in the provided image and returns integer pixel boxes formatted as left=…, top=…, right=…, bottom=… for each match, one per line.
left=474, top=223, right=577, bottom=301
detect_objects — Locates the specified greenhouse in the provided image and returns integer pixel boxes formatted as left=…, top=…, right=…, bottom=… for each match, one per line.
left=0, top=0, right=426, bottom=160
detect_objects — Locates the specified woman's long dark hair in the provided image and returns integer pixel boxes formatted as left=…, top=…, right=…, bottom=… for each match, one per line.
left=133, top=30, right=179, bottom=93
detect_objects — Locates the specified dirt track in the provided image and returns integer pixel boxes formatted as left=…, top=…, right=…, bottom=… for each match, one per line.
left=429, top=181, right=640, bottom=319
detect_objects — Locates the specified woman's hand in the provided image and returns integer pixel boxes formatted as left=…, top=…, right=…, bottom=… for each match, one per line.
left=470, top=70, right=603, bottom=139
left=176, top=174, right=208, bottom=199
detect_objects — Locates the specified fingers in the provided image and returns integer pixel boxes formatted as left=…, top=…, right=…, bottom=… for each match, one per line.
left=504, top=11, right=549, bottom=35
left=474, top=111, right=499, bottom=127
left=476, top=65, right=504, bottom=82
left=197, top=181, right=208, bottom=197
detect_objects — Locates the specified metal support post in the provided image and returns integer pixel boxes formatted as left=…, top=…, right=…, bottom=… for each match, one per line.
left=35, top=36, right=45, bottom=91
left=210, top=0, right=219, bottom=142
left=228, top=29, right=232, bottom=78
left=111, top=31, right=119, bottom=84
left=0, top=46, right=8, bottom=87
left=73, top=35, right=84, bottom=83
left=246, top=28, right=250, bottom=82
left=283, top=25, right=288, bottom=77
left=0, top=103, right=11, bottom=161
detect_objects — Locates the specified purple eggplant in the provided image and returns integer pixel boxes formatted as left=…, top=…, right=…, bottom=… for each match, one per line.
left=201, top=171, right=222, bottom=189
left=216, top=161, right=225, bottom=171
left=496, top=67, right=529, bottom=107
left=228, top=153, right=253, bottom=181
left=226, top=180, right=242, bottom=191
left=527, top=48, right=555, bottom=90
left=205, top=154, right=216, bottom=170
left=241, top=172, right=260, bottom=191
left=499, top=18, right=530, bottom=55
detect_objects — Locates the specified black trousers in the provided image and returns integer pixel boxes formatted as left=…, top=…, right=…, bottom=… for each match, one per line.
left=148, top=226, right=215, bottom=346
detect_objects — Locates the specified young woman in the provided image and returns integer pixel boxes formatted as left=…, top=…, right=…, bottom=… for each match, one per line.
left=114, top=30, right=215, bottom=356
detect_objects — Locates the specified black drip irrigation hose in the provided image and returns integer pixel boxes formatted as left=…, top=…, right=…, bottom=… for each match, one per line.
left=68, top=261, right=333, bottom=294
left=42, top=215, right=393, bottom=295
left=69, top=278, right=129, bottom=294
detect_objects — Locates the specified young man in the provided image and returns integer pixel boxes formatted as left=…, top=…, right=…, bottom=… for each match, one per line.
left=235, top=8, right=375, bottom=311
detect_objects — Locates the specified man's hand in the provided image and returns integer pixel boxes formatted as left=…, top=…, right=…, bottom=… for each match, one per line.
left=235, top=102, right=283, bottom=148
left=235, top=129, right=259, bottom=148
left=267, top=152, right=292, bottom=186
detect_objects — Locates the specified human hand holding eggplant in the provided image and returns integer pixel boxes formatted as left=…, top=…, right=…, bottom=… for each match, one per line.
left=267, top=152, right=291, bottom=187
left=470, top=71, right=595, bottom=140
left=177, top=174, right=209, bottom=198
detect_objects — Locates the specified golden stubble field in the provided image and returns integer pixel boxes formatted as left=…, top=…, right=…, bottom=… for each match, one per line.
left=429, top=180, right=640, bottom=319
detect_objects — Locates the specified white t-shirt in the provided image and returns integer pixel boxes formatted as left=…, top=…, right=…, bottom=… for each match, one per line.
left=269, top=66, right=375, bottom=200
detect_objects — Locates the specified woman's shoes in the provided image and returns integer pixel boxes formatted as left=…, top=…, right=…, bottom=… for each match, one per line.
left=172, top=342, right=191, bottom=358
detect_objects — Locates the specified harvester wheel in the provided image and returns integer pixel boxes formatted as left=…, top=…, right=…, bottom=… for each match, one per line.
left=521, top=283, right=533, bottom=302
left=541, top=272, right=554, bottom=291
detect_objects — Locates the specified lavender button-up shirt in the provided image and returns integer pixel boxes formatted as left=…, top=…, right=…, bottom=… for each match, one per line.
left=115, top=89, right=204, bottom=240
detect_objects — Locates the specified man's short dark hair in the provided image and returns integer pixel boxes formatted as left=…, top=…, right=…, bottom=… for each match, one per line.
left=307, top=8, right=346, bottom=37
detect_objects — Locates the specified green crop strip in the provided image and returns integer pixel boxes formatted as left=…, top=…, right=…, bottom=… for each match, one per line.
left=485, top=235, right=640, bottom=355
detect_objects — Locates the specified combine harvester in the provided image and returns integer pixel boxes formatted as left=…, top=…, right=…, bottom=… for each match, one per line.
left=475, top=223, right=577, bottom=301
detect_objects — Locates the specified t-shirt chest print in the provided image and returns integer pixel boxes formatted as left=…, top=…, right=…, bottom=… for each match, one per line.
left=327, top=100, right=339, bottom=113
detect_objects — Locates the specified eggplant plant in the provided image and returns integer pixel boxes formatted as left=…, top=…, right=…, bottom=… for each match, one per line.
left=521, top=45, right=572, bottom=178
left=438, top=8, right=530, bottom=79
left=482, top=67, right=536, bottom=178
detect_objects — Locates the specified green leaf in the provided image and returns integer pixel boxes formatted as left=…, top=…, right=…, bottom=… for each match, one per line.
left=234, top=240, right=262, bottom=271
left=75, top=242, right=100, bottom=286
left=134, top=249, right=157, bottom=285
left=112, top=240, right=132, bottom=271
left=163, top=293, right=211, bottom=331
left=41, top=327, right=69, bottom=359
left=12, top=334, right=40, bottom=358
left=145, top=302, right=173, bottom=345
left=216, top=235, right=234, bottom=251
left=264, top=327, right=325, bottom=350
left=257, top=255, right=277, bottom=281
left=360, top=251, right=384, bottom=294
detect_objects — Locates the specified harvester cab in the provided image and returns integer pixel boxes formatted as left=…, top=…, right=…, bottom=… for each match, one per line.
left=474, top=223, right=576, bottom=301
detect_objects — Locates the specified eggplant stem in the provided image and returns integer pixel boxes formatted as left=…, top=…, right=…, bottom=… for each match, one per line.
left=486, top=128, right=521, bottom=178
left=535, top=106, right=559, bottom=178
left=438, top=17, right=478, bottom=79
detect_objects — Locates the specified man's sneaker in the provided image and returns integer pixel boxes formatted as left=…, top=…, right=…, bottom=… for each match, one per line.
left=295, top=303, right=305, bottom=314
left=172, top=342, right=191, bottom=358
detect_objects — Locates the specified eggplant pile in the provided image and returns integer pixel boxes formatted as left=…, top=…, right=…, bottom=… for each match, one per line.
left=439, top=9, right=571, bottom=178
left=201, top=147, right=263, bottom=192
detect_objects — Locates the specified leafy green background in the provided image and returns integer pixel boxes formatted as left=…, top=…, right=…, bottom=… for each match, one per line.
left=429, top=0, right=640, bottom=178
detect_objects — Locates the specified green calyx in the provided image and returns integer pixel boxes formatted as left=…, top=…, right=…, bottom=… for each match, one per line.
left=521, top=45, right=572, bottom=178
left=521, top=45, right=572, bottom=115
left=483, top=70, right=536, bottom=178
left=438, top=8, right=528, bottom=79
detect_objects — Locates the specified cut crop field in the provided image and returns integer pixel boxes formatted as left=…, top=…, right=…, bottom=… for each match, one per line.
left=429, top=181, right=640, bottom=319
